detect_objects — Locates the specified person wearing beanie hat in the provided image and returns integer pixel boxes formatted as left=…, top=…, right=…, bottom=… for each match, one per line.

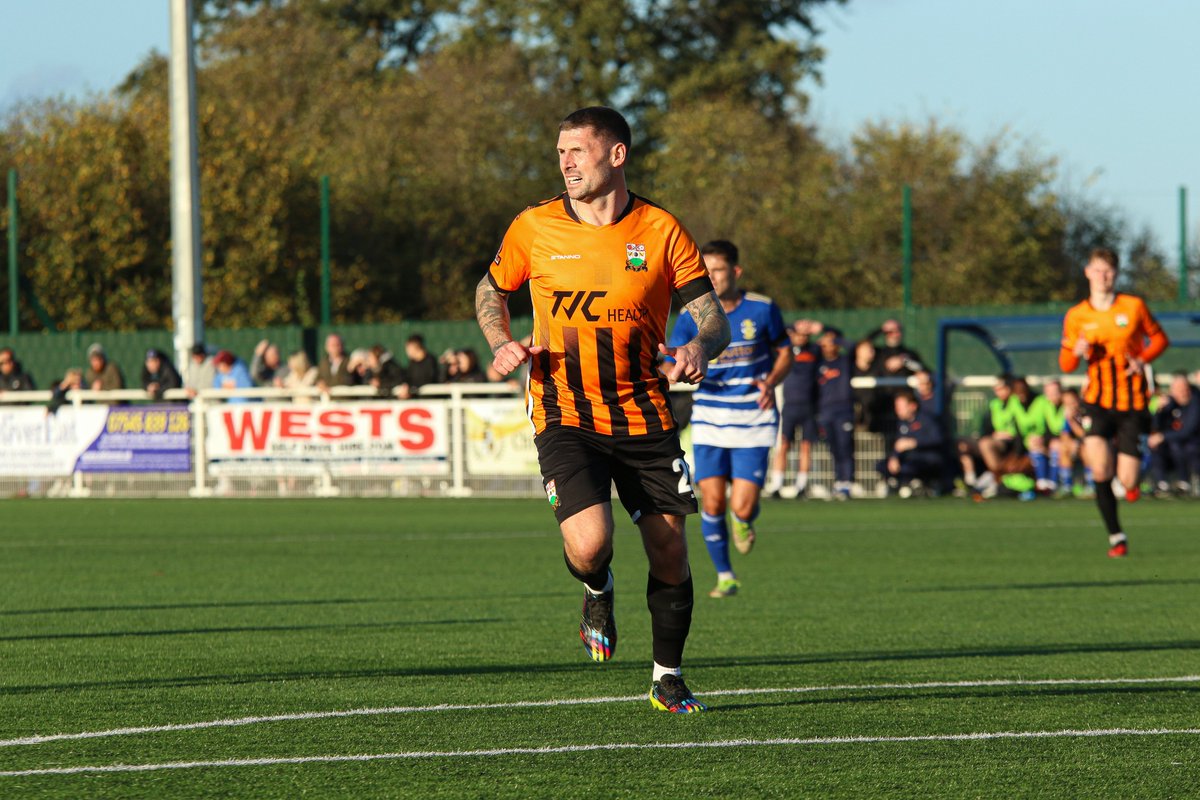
left=84, top=342, right=125, bottom=391
left=142, top=348, right=183, bottom=400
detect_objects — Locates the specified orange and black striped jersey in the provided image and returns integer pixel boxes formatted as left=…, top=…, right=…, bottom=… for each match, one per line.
left=489, top=192, right=711, bottom=436
left=1059, top=293, right=1169, bottom=411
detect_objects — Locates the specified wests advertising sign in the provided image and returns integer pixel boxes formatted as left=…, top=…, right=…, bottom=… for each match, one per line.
left=206, top=402, right=448, bottom=475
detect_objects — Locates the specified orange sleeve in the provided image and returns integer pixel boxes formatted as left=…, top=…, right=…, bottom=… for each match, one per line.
left=1138, top=301, right=1169, bottom=363
left=488, top=210, right=534, bottom=294
left=665, top=220, right=708, bottom=292
left=1059, top=308, right=1081, bottom=373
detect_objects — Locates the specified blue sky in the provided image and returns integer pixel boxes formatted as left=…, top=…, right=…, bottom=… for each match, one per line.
left=2, top=0, right=1196, bottom=268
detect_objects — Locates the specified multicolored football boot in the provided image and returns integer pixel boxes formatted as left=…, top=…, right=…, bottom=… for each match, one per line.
left=730, top=517, right=756, bottom=555
left=650, top=674, right=707, bottom=713
left=579, top=575, right=616, bottom=662
left=708, top=577, right=741, bottom=598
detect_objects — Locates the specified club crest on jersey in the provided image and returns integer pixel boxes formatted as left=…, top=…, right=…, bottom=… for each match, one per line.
left=740, top=318, right=757, bottom=340
left=625, top=243, right=647, bottom=271
left=545, top=479, right=560, bottom=509
left=1115, top=313, right=1129, bottom=328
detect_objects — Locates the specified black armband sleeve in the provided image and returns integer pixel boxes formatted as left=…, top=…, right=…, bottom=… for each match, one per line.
left=673, top=276, right=714, bottom=307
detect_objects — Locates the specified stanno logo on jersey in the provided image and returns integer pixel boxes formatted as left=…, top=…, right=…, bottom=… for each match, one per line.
left=625, top=243, right=647, bottom=271
left=740, top=318, right=758, bottom=340
left=550, top=290, right=607, bottom=320
left=550, top=253, right=582, bottom=260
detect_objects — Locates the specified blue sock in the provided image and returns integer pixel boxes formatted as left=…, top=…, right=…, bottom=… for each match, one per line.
left=1058, top=464, right=1074, bottom=491
left=1031, top=452, right=1049, bottom=483
left=701, top=512, right=732, bottom=574
left=1084, top=467, right=1094, bottom=489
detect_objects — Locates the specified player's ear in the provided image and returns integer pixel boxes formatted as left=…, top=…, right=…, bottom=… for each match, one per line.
left=609, top=141, right=627, bottom=168
left=734, top=265, right=744, bottom=281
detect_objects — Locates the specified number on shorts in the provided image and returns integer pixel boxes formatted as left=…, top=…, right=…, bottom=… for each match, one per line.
left=672, top=458, right=693, bottom=494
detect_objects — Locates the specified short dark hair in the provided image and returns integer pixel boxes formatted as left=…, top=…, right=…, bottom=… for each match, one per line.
left=559, top=107, right=632, bottom=149
left=1089, top=247, right=1119, bottom=270
left=895, top=388, right=917, bottom=405
left=406, top=334, right=425, bottom=347
left=700, top=240, right=739, bottom=265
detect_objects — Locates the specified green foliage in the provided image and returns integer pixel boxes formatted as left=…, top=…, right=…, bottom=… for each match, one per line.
left=0, top=0, right=1170, bottom=330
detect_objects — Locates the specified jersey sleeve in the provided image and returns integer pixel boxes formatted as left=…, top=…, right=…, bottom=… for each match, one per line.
left=665, top=221, right=712, bottom=304
left=1135, top=298, right=1169, bottom=363
left=766, top=303, right=788, bottom=349
left=1058, top=307, right=1081, bottom=373
left=487, top=210, right=534, bottom=294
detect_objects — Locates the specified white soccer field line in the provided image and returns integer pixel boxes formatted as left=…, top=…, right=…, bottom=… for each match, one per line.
left=3, top=727, right=1200, bottom=777
left=2, top=674, right=1197, bottom=750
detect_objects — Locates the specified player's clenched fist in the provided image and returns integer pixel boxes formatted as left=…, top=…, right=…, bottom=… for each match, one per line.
left=659, top=342, right=707, bottom=384
left=491, top=340, right=545, bottom=377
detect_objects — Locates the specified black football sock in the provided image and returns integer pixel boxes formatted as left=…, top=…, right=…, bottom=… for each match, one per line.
left=646, top=572, right=693, bottom=669
left=564, top=549, right=612, bottom=594
left=1094, top=481, right=1121, bottom=535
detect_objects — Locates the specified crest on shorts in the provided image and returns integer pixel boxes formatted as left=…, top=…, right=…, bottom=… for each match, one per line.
left=1081, top=415, right=1093, bottom=433
left=740, top=318, right=757, bottom=340
left=625, top=243, right=647, bottom=271
left=545, top=479, right=560, bottom=509
left=1115, top=313, right=1129, bottom=328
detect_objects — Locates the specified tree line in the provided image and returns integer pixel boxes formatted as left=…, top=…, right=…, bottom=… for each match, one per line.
left=0, top=0, right=1183, bottom=331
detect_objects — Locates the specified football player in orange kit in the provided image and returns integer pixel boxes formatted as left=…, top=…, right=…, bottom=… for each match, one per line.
left=1059, top=247, right=1168, bottom=557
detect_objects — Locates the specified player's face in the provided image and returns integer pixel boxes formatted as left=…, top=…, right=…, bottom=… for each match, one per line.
left=1084, top=258, right=1116, bottom=293
left=703, top=254, right=738, bottom=299
left=557, top=126, right=621, bottom=202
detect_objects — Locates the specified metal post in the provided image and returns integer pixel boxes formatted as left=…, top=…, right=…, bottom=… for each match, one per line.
left=1180, top=186, right=1189, bottom=302
left=7, top=168, right=16, bottom=335
left=169, top=0, right=205, bottom=372
left=902, top=184, right=913, bottom=313
left=320, top=175, right=331, bottom=325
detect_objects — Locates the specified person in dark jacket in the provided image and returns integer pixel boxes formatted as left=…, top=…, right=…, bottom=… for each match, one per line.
left=879, top=389, right=945, bottom=496
left=0, top=347, right=36, bottom=391
left=398, top=334, right=438, bottom=398
left=1149, top=372, right=1200, bottom=496
left=141, top=348, right=183, bottom=400
left=367, top=344, right=407, bottom=397
left=816, top=327, right=856, bottom=499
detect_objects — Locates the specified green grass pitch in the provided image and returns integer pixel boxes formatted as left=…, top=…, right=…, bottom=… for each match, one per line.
left=0, top=497, right=1197, bottom=798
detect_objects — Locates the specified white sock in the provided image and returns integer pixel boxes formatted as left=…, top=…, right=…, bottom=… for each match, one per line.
left=717, top=570, right=736, bottom=582
left=1109, top=533, right=1127, bottom=546
left=795, top=472, right=808, bottom=491
left=653, top=662, right=682, bottom=683
left=765, top=470, right=784, bottom=490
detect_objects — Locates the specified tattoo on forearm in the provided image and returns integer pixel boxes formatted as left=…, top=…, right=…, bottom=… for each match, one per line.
left=475, top=274, right=513, bottom=354
left=685, top=291, right=731, bottom=360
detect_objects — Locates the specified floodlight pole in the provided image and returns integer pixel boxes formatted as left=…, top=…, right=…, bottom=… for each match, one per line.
left=320, top=175, right=331, bottom=325
left=1180, top=186, right=1189, bottom=302
left=169, top=0, right=205, bottom=370
left=7, top=168, right=16, bottom=335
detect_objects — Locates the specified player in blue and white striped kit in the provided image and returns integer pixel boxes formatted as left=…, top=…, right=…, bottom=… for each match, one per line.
left=667, top=241, right=792, bottom=598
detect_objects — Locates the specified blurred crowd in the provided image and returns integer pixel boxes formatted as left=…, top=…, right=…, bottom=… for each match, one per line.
left=0, top=332, right=523, bottom=407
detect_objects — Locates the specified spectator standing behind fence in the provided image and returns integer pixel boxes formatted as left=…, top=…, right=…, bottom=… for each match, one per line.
left=84, top=343, right=124, bottom=390
left=212, top=350, right=254, bottom=401
left=251, top=340, right=289, bottom=387
left=367, top=345, right=406, bottom=397
left=399, top=335, right=438, bottom=398
left=0, top=347, right=36, bottom=391
left=183, top=343, right=214, bottom=396
left=318, top=333, right=354, bottom=389
left=878, top=388, right=945, bottom=497
left=445, top=348, right=486, bottom=383
left=1148, top=372, right=1200, bottom=497
left=142, top=348, right=182, bottom=400
left=282, top=351, right=319, bottom=401
left=765, top=319, right=821, bottom=499
left=47, top=368, right=83, bottom=415
left=816, top=327, right=857, bottom=500
left=347, top=348, right=372, bottom=386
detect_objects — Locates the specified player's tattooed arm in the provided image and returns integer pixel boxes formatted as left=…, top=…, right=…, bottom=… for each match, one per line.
left=661, top=291, right=730, bottom=384
left=476, top=274, right=544, bottom=377
left=686, top=291, right=731, bottom=361
left=475, top=274, right=514, bottom=354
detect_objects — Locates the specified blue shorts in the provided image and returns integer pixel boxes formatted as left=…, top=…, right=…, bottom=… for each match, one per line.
left=694, top=444, right=771, bottom=486
left=780, top=402, right=818, bottom=443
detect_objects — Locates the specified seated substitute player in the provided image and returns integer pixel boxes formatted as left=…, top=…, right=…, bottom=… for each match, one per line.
left=1148, top=372, right=1200, bottom=496
left=667, top=240, right=791, bottom=599
left=1059, top=247, right=1168, bottom=557
left=475, top=106, right=730, bottom=713
left=878, top=388, right=945, bottom=496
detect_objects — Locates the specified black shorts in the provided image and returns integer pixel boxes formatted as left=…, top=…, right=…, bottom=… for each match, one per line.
left=780, top=402, right=818, bottom=443
left=1081, top=404, right=1150, bottom=457
left=534, top=426, right=698, bottom=524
